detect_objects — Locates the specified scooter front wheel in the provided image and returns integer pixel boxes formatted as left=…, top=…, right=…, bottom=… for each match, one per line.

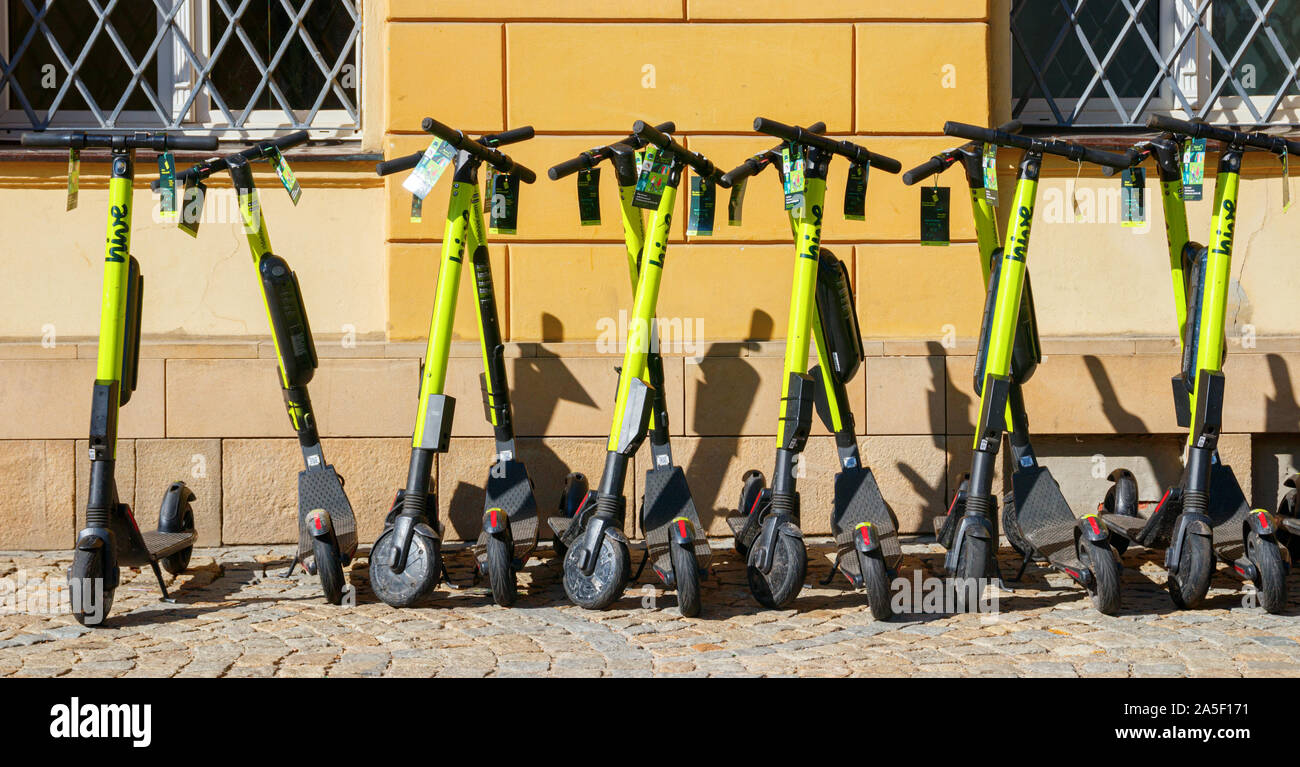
left=369, top=527, right=440, bottom=608
left=485, top=533, right=518, bottom=607
left=669, top=542, right=701, bottom=618
left=68, top=548, right=114, bottom=627
left=1079, top=537, right=1121, bottom=616
left=1247, top=531, right=1287, bottom=614
left=1167, top=528, right=1212, bottom=609
left=857, top=549, right=893, bottom=621
left=313, top=537, right=346, bottom=605
left=562, top=534, right=629, bottom=610
left=747, top=534, right=805, bottom=609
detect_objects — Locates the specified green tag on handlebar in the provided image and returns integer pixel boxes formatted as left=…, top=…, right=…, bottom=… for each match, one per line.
left=577, top=167, right=601, bottom=226
left=781, top=142, right=806, bottom=210
left=920, top=186, right=950, bottom=246
left=1181, top=138, right=1205, bottom=202
left=686, top=174, right=716, bottom=236
left=1121, top=167, right=1146, bottom=227
left=982, top=143, right=999, bottom=206
left=728, top=178, right=747, bottom=226
left=157, top=151, right=177, bottom=220
left=410, top=193, right=423, bottom=223
left=485, top=167, right=519, bottom=235
left=633, top=144, right=671, bottom=210
left=403, top=138, right=457, bottom=200
left=270, top=147, right=302, bottom=205
left=178, top=179, right=206, bottom=238
left=66, top=149, right=79, bottom=211
left=843, top=163, right=868, bottom=221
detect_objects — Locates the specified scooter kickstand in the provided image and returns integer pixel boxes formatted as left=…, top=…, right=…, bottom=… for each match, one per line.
left=149, top=561, right=176, bottom=603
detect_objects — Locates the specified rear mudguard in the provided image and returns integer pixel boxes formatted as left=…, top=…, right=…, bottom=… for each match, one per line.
left=1165, top=512, right=1212, bottom=575
left=852, top=521, right=882, bottom=554
left=482, top=506, right=510, bottom=536
left=1104, top=469, right=1140, bottom=517
left=668, top=516, right=695, bottom=545
left=751, top=514, right=802, bottom=575
left=1243, top=510, right=1290, bottom=571
left=1077, top=513, right=1109, bottom=542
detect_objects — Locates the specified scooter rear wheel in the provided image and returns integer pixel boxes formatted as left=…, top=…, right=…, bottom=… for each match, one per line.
left=313, top=537, right=346, bottom=605
left=562, top=534, right=628, bottom=610
left=68, top=548, right=114, bottom=627
left=857, top=549, right=893, bottom=621
left=1247, top=531, right=1287, bottom=614
left=160, top=505, right=195, bottom=576
left=369, top=526, right=441, bottom=608
left=1079, top=537, right=1122, bottom=616
left=669, top=542, right=701, bottom=618
left=1167, top=528, right=1213, bottom=609
left=485, top=533, right=518, bottom=607
left=746, top=534, right=805, bottom=609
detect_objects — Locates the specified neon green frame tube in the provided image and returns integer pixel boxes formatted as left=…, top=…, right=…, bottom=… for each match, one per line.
left=775, top=177, right=828, bottom=446
left=412, top=179, right=480, bottom=447
left=1159, top=179, right=1191, bottom=343
left=96, top=175, right=135, bottom=384
left=1187, top=168, right=1238, bottom=444
left=970, top=188, right=1000, bottom=280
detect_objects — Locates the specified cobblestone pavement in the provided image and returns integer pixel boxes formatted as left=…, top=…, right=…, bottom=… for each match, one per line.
left=1, top=539, right=1298, bottom=678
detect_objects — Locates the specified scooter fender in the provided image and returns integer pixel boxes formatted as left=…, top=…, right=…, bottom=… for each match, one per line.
left=305, top=508, right=334, bottom=540
left=574, top=514, right=626, bottom=577
left=1104, top=469, right=1140, bottom=517
left=482, top=506, right=509, bottom=536
left=75, top=527, right=112, bottom=552
left=388, top=513, right=440, bottom=573
left=852, top=522, right=881, bottom=555
left=1165, top=512, right=1212, bottom=575
left=1244, top=509, right=1290, bottom=570
left=668, top=516, right=695, bottom=546
left=752, top=515, right=801, bottom=575
left=943, top=512, right=995, bottom=574
left=1077, top=513, right=1109, bottom=542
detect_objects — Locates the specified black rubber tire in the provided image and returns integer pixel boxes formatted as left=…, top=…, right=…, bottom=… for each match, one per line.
left=670, top=542, right=701, bottom=618
left=368, top=527, right=441, bottom=608
left=1079, top=537, right=1122, bottom=616
left=160, top=506, right=195, bottom=576
left=562, top=534, right=629, bottom=610
left=1277, top=488, right=1298, bottom=561
left=857, top=549, right=893, bottom=621
left=1167, top=528, right=1213, bottom=609
left=746, top=533, right=805, bottom=609
left=313, top=536, right=345, bottom=605
left=1001, top=491, right=1032, bottom=560
left=485, top=533, right=517, bottom=607
left=1247, top=531, right=1287, bottom=615
left=68, top=548, right=114, bottom=627
left=954, top=532, right=991, bottom=612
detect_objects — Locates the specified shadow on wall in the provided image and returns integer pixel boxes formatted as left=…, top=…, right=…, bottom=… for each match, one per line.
left=1256, top=353, right=1300, bottom=511
left=1083, top=354, right=1148, bottom=434
left=896, top=340, right=950, bottom=533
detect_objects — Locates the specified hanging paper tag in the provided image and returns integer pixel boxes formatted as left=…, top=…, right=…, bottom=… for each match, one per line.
left=920, top=186, right=950, bottom=246
left=686, top=175, right=716, bottom=236
left=728, top=178, right=747, bottom=226
left=65, top=148, right=80, bottom=211
left=402, top=138, right=457, bottom=200
left=409, top=193, right=423, bottom=223
left=1181, top=138, right=1206, bottom=202
left=1282, top=148, right=1292, bottom=213
left=270, top=147, right=302, bottom=205
left=633, top=145, right=671, bottom=210
left=1071, top=162, right=1084, bottom=222
left=1121, top=167, right=1146, bottom=226
left=577, top=167, right=601, bottom=226
left=982, top=143, right=999, bottom=206
left=843, top=163, right=868, bottom=221
left=485, top=167, right=519, bottom=235
left=157, top=151, right=177, bottom=220
left=178, top=179, right=206, bottom=238
left=781, top=142, right=806, bottom=210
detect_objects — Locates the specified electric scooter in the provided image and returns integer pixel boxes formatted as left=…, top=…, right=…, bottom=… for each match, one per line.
left=546, top=121, right=712, bottom=617
left=544, top=121, right=722, bottom=614
left=923, top=122, right=1130, bottom=614
left=720, top=118, right=903, bottom=614
left=1101, top=115, right=1291, bottom=613
left=158, top=132, right=359, bottom=605
left=22, top=129, right=218, bottom=625
left=904, top=121, right=1123, bottom=614
left=370, top=118, right=539, bottom=607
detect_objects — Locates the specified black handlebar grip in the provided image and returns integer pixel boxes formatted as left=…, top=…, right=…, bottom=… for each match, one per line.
left=719, top=156, right=768, bottom=187
left=838, top=141, right=901, bottom=173
left=375, top=151, right=423, bottom=177
left=268, top=130, right=309, bottom=152
left=548, top=152, right=593, bottom=180
left=1079, top=145, right=1134, bottom=169
left=20, top=132, right=77, bottom=148
left=486, top=125, right=535, bottom=147
left=632, top=120, right=671, bottom=148
left=420, top=116, right=462, bottom=146
left=166, top=134, right=220, bottom=152
left=943, top=121, right=999, bottom=145
left=509, top=162, right=538, bottom=184
left=902, top=155, right=950, bottom=186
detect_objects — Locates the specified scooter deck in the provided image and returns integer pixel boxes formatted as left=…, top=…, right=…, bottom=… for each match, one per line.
left=297, top=465, right=357, bottom=560
left=642, top=465, right=710, bottom=573
left=1207, top=463, right=1250, bottom=561
left=474, top=458, right=540, bottom=562
left=1101, top=493, right=1177, bottom=548
left=1011, top=466, right=1083, bottom=569
left=143, top=529, right=197, bottom=559
left=831, top=467, right=901, bottom=580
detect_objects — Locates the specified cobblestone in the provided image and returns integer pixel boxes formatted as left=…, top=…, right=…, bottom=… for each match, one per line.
left=1, top=539, right=1298, bottom=677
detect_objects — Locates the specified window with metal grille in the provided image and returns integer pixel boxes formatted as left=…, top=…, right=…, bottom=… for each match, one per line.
left=0, top=0, right=361, bottom=137
left=1012, top=0, right=1300, bottom=129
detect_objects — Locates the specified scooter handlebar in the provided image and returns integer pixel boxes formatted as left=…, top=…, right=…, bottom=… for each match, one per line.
left=548, top=121, right=677, bottom=180
left=719, top=121, right=829, bottom=186
left=632, top=119, right=725, bottom=185
left=21, top=131, right=219, bottom=152
left=1146, top=114, right=1300, bottom=156
left=944, top=121, right=1131, bottom=169
left=375, top=151, right=423, bottom=177
left=418, top=116, right=537, bottom=183
left=901, top=155, right=953, bottom=186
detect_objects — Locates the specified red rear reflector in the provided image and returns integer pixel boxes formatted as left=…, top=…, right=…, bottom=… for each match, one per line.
left=1235, top=565, right=1246, bottom=575
left=1256, top=512, right=1270, bottom=531
left=677, top=520, right=688, bottom=537
left=314, top=517, right=323, bottom=531
left=1087, top=516, right=1102, bottom=535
